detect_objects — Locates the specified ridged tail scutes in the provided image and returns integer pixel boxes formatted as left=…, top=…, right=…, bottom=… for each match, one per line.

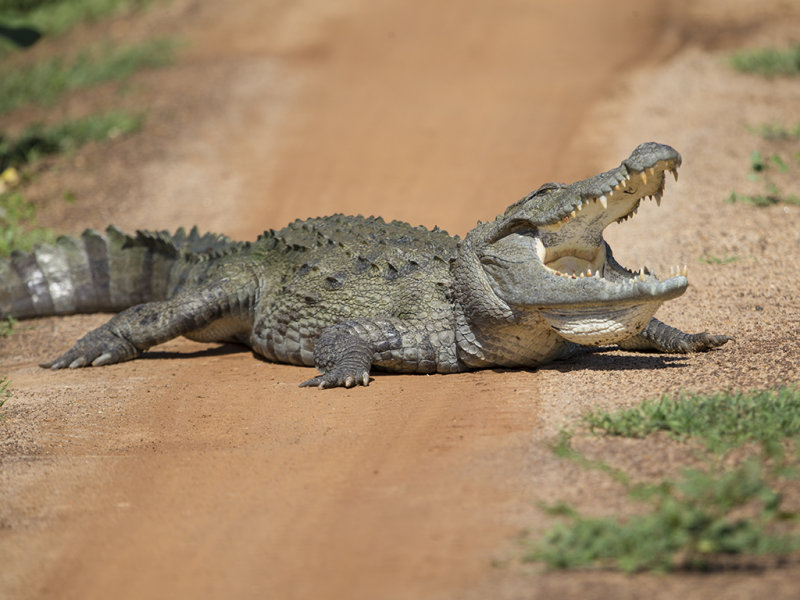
left=0, top=225, right=236, bottom=320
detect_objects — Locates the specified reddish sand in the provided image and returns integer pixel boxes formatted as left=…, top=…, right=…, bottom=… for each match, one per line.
left=2, top=1, right=800, bottom=598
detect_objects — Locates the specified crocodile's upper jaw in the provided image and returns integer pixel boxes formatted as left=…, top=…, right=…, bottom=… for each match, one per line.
left=536, top=155, right=681, bottom=280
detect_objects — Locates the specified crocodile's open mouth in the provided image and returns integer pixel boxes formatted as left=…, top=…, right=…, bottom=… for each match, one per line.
left=536, top=156, right=685, bottom=281
left=472, top=142, right=690, bottom=346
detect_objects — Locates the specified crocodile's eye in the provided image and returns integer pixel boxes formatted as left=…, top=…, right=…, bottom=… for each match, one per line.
left=506, top=224, right=537, bottom=238
left=479, top=255, right=511, bottom=267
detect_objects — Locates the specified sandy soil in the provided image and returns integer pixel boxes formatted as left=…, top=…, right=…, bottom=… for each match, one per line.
left=2, top=0, right=800, bottom=598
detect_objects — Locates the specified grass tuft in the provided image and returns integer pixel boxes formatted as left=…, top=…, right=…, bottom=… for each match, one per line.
left=0, top=0, right=152, bottom=38
left=0, top=110, right=143, bottom=170
left=698, top=253, right=743, bottom=265
left=0, top=376, right=9, bottom=411
left=748, top=122, right=800, bottom=140
left=727, top=191, right=800, bottom=207
left=730, top=44, right=800, bottom=77
left=583, top=387, right=800, bottom=452
left=0, top=316, right=15, bottom=337
left=528, top=451, right=799, bottom=572
left=0, top=192, right=55, bottom=256
left=0, top=37, right=177, bottom=113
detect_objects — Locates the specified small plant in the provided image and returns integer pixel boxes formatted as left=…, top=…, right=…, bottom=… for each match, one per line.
left=727, top=190, right=800, bottom=207
left=747, top=122, right=800, bottom=140
left=0, top=0, right=153, bottom=45
left=0, top=377, right=10, bottom=411
left=0, top=110, right=143, bottom=170
left=0, top=316, right=15, bottom=337
left=0, top=191, right=55, bottom=256
left=698, top=254, right=742, bottom=265
left=728, top=140, right=800, bottom=207
left=730, top=44, right=800, bottom=77
left=0, top=37, right=177, bottom=113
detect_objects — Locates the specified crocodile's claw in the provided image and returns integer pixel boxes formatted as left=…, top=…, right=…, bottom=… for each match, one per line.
left=299, top=368, right=371, bottom=389
left=41, top=328, right=139, bottom=369
left=672, top=332, right=732, bottom=353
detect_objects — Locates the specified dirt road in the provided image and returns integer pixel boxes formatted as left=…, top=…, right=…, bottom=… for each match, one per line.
left=2, top=1, right=800, bottom=598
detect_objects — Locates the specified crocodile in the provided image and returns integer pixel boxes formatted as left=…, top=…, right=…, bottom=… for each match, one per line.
left=0, top=142, right=729, bottom=388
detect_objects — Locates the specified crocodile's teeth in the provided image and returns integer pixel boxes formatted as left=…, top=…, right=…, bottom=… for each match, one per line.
left=570, top=210, right=577, bottom=219
left=671, top=168, right=679, bottom=182
left=641, top=171, right=648, bottom=185
left=599, top=195, right=608, bottom=209
left=655, top=193, right=662, bottom=207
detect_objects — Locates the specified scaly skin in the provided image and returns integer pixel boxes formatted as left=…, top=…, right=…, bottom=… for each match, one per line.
left=0, top=143, right=730, bottom=388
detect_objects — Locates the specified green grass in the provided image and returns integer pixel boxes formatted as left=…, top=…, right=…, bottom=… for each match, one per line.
left=0, top=192, right=55, bottom=256
left=698, top=253, right=743, bottom=265
left=730, top=44, right=800, bottom=77
left=0, top=0, right=152, bottom=38
left=0, top=37, right=177, bottom=113
left=0, top=316, right=15, bottom=337
left=0, top=111, right=141, bottom=255
left=728, top=142, right=800, bottom=207
left=528, top=450, right=799, bottom=572
left=583, top=387, right=800, bottom=452
left=0, top=377, right=9, bottom=411
left=525, top=388, right=800, bottom=572
left=0, top=110, right=143, bottom=170
left=727, top=190, right=800, bottom=207
left=748, top=122, right=800, bottom=140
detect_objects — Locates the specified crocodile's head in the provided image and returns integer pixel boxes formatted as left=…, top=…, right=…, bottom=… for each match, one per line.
left=458, top=142, right=687, bottom=346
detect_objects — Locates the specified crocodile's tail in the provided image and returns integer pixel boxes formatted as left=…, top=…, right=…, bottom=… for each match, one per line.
left=0, top=226, right=237, bottom=320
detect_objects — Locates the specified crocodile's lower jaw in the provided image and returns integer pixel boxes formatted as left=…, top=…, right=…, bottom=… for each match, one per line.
left=540, top=301, right=660, bottom=346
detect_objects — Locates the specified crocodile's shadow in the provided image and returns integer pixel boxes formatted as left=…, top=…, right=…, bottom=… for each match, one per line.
left=139, top=343, right=691, bottom=374
left=542, top=349, right=692, bottom=374
left=490, top=349, right=693, bottom=377
left=140, top=343, right=249, bottom=361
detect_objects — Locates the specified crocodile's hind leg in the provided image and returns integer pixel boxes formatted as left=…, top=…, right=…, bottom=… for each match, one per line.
left=43, top=279, right=254, bottom=369
left=616, top=317, right=730, bottom=354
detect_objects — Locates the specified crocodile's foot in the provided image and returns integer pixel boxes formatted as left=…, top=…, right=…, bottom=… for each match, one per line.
left=617, top=318, right=732, bottom=354
left=41, top=327, right=139, bottom=369
left=669, top=332, right=732, bottom=353
left=299, top=368, right=371, bottom=389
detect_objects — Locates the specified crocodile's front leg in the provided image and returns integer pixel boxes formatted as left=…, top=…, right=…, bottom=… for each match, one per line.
left=299, top=317, right=459, bottom=389
left=616, top=317, right=731, bottom=354
left=43, top=278, right=254, bottom=369
left=601, top=250, right=730, bottom=354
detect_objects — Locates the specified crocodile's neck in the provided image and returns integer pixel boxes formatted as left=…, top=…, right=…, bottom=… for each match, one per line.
left=454, top=302, right=567, bottom=368
left=452, top=236, right=568, bottom=368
